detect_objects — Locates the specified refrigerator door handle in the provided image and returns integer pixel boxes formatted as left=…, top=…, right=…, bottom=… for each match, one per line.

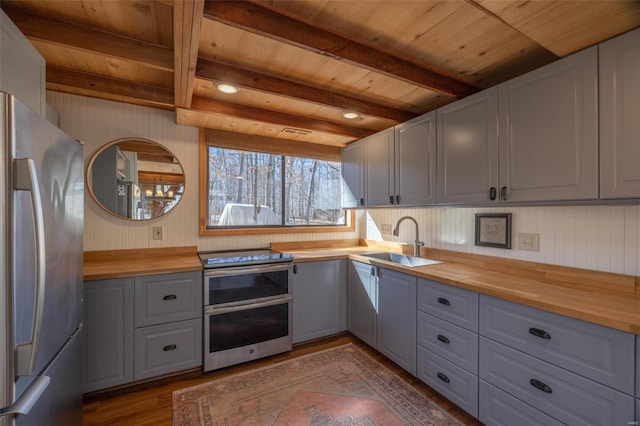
left=0, top=375, right=50, bottom=417
left=13, top=158, right=47, bottom=377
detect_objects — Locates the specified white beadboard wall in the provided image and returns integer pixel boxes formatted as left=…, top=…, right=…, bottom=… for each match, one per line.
left=364, top=206, right=640, bottom=276
left=46, top=92, right=361, bottom=251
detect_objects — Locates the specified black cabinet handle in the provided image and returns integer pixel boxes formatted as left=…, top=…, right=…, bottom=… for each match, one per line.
left=293, top=264, right=298, bottom=274
left=500, top=186, right=508, bottom=201
left=389, top=195, right=394, bottom=205
left=437, top=372, right=450, bottom=383
left=489, top=187, right=497, bottom=201
left=163, top=294, right=177, bottom=301
left=529, top=327, right=551, bottom=339
left=359, top=197, right=364, bottom=206
left=370, top=267, right=376, bottom=276
left=437, top=334, right=450, bottom=344
left=163, top=344, right=177, bottom=352
left=530, top=378, right=552, bottom=393
left=437, top=297, right=450, bottom=306
left=395, top=195, right=400, bottom=205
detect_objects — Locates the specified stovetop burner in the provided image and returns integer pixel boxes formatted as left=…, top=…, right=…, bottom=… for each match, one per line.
left=199, top=248, right=293, bottom=268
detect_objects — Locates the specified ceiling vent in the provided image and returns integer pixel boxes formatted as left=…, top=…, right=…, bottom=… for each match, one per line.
left=280, top=127, right=312, bottom=136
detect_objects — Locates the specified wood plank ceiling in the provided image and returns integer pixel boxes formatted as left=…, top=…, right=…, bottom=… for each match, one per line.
left=2, top=0, right=639, bottom=147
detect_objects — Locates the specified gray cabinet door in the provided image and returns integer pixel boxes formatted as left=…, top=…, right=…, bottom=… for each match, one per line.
left=437, top=87, right=498, bottom=205
left=341, top=140, right=365, bottom=208
left=377, top=268, right=417, bottom=375
left=599, top=28, right=640, bottom=199
left=498, top=47, right=598, bottom=203
left=395, top=112, right=436, bottom=206
left=365, top=127, right=395, bottom=206
left=347, top=261, right=377, bottom=347
left=636, top=334, right=639, bottom=397
left=291, top=260, right=347, bottom=343
left=83, top=278, right=134, bottom=393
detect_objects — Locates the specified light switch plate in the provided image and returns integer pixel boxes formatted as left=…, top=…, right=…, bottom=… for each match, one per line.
left=152, top=226, right=164, bottom=240
left=381, top=223, right=392, bottom=235
left=517, top=233, right=539, bottom=251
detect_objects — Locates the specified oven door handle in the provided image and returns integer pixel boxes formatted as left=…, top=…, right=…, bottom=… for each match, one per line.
left=204, top=263, right=292, bottom=278
left=205, top=295, right=293, bottom=316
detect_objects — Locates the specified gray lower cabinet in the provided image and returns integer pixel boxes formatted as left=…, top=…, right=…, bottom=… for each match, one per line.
left=347, top=262, right=416, bottom=374
left=83, top=277, right=134, bottom=393
left=416, top=278, right=479, bottom=417
left=291, top=260, right=347, bottom=343
left=637, top=334, right=640, bottom=397
left=84, top=271, right=202, bottom=392
left=480, top=337, right=634, bottom=426
left=479, top=380, right=564, bottom=426
left=347, top=261, right=377, bottom=347
left=376, top=267, right=416, bottom=375
left=599, top=28, right=640, bottom=199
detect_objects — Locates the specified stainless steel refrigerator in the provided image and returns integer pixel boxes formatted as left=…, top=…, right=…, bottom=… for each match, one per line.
left=0, top=92, right=83, bottom=425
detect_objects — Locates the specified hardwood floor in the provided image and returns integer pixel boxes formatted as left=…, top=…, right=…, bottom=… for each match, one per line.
left=82, top=334, right=481, bottom=425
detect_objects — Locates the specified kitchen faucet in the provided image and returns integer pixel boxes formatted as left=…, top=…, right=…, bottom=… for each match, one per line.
left=393, top=216, right=424, bottom=257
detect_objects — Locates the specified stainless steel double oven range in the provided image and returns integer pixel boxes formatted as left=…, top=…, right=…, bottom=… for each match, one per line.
left=199, top=249, right=294, bottom=371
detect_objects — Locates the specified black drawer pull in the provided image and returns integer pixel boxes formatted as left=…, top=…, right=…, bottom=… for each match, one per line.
left=437, top=297, right=450, bottom=306
left=489, top=186, right=497, bottom=201
left=529, top=327, right=551, bottom=339
left=530, top=378, right=552, bottom=393
left=500, top=186, right=508, bottom=201
left=293, top=264, right=298, bottom=274
left=163, top=294, right=177, bottom=301
left=163, top=344, right=177, bottom=352
left=437, top=372, right=450, bottom=383
left=437, top=334, right=450, bottom=344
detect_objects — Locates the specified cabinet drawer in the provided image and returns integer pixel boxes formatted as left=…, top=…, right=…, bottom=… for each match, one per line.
left=479, top=380, right=564, bottom=426
left=479, top=295, right=634, bottom=394
left=417, top=346, right=478, bottom=417
left=636, top=335, right=639, bottom=397
left=134, top=319, right=202, bottom=380
left=417, top=311, right=478, bottom=374
left=480, top=337, right=634, bottom=426
left=134, top=271, right=202, bottom=327
left=417, top=278, right=478, bottom=331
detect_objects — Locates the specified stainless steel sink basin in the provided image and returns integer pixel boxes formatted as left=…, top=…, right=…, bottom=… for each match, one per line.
left=362, top=252, right=442, bottom=267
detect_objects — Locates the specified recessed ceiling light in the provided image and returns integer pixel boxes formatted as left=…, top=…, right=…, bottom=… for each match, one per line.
left=342, top=111, right=359, bottom=119
left=216, top=83, right=239, bottom=94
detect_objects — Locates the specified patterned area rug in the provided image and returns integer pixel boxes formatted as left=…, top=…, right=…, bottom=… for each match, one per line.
left=172, top=344, right=462, bottom=425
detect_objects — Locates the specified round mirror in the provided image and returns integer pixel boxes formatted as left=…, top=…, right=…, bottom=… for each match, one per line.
left=87, top=138, right=185, bottom=220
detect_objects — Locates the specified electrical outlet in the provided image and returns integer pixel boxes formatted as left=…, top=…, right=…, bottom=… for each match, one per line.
left=517, top=233, right=539, bottom=251
left=381, top=223, right=392, bottom=235
left=152, top=226, right=164, bottom=240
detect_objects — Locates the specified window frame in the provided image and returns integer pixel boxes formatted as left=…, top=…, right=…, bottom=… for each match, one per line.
left=198, top=130, right=354, bottom=237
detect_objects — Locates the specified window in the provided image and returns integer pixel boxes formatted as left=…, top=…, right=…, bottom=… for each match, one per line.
left=203, top=146, right=349, bottom=231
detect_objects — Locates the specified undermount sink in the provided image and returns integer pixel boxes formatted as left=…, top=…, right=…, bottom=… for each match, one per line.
left=362, top=252, right=442, bottom=267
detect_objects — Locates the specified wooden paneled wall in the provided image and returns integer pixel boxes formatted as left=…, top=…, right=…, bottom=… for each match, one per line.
left=47, top=92, right=361, bottom=252
left=365, top=206, right=640, bottom=276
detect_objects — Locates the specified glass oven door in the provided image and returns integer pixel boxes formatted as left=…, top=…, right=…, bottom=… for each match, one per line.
left=204, top=263, right=290, bottom=306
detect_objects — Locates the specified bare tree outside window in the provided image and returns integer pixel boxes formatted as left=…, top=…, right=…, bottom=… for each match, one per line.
left=207, top=146, right=345, bottom=228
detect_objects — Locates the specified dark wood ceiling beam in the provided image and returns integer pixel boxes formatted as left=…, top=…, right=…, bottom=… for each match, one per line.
left=190, top=96, right=375, bottom=138
left=46, top=66, right=174, bottom=106
left=174, top=0, right=205, bottom=108
left=2, top=6, right=173, bottom=72
left=203, top=0, right=478, bottom=99
left=196, top=58, right=417, bottom=123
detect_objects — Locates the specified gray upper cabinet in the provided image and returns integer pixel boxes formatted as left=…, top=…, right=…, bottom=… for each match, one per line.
left=1, top=10, right=46, bottom=116
left=291, top=260, right=347, bottom=344
left=395, top=112, right=437, bottom=206
left=437, top=87, right=499, bottom=205
left=497, top=46, right=599, bottom=203
left=341, top=139, right=365, bottom=208
left=365, top=127, right=396, bottom=206
left=599, top=28, right=640, bottom=200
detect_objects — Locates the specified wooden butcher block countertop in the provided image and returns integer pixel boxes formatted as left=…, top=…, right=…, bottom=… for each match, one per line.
left=273, top=240, right=640, bottom=334
left=83, top=246, right=202, bottom=281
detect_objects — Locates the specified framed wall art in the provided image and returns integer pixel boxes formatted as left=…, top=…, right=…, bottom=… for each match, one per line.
left=475, top=213, right=512, bottom=249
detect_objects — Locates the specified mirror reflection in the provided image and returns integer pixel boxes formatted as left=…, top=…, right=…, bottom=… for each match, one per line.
left=87, top=138, right=185, bottom=220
